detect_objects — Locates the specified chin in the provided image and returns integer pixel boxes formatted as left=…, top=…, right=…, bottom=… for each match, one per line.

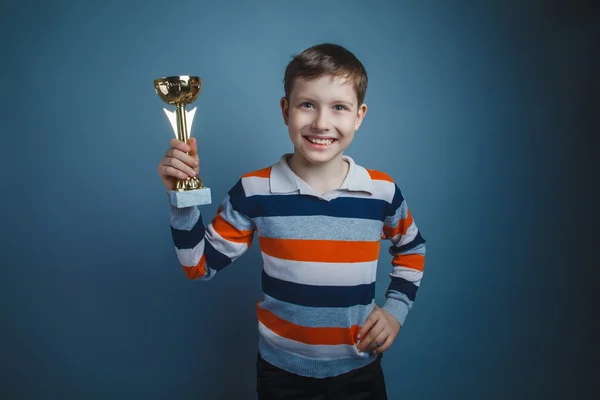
left=297, top=148, right=343, bottom=166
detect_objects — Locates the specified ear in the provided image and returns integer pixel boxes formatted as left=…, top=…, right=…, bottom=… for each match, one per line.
left=280, top=97, right=289, bottom=126
left=354, top=103, right=368, bottom=131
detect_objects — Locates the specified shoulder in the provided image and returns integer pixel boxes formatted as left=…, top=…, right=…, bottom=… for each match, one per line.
left=365, top=168, right=394, bottom=184
left=242, top=166, right=272, bottom=179
left=225, top=165, right=274, bottom=213
left=355, top=163, right=403, bottom=206
left=230, top=165, right=274, bottom=198
left=351, top=157, right=395, bottom=185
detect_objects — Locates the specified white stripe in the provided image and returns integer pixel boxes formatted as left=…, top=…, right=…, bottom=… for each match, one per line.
left=338, top=179, right=395, bottom=203
left=175, top=239, right=205, bottom=267
left=258, top=322, right=366, bottom=360
left=369, top=179, right=396, bottom=203
left=206, top=223, right=249, bottom=260
left=262, top=253, right=377, bottom=286
left=391, top=266, right=423, bottom=286
left=390, top=221, right=418, bottom=246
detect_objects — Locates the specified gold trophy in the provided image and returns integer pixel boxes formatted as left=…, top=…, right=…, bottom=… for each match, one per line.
left=154, top=75, right=211, bottom=208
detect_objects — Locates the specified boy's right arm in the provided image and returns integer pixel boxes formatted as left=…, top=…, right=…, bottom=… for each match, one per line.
left=159, top=138, right=255, bottom=280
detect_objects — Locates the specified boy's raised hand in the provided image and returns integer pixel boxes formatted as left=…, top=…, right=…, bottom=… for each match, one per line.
left=158, top=137, right=199, bottom=191
left=356, top=305, right=401, bottom=355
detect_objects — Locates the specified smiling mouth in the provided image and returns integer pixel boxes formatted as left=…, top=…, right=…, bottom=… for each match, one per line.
left=305, top=136, right=336, bottom=146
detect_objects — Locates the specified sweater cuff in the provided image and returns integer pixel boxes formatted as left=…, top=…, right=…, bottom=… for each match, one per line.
left=381, top=297, right=410, bottom=327
left=169, top=205, right=200, bottom=231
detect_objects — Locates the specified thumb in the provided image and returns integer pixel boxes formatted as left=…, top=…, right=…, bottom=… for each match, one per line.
left=188, top=137, right=198, bottom=157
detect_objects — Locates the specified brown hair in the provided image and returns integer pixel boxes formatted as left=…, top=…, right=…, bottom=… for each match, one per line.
left=283, top=43, right=368, bottom=106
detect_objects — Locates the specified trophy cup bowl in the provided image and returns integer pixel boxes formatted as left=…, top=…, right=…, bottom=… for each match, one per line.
left=154, top=75, right=211, bottom=208
left=154, top=76, right=202, bottom=106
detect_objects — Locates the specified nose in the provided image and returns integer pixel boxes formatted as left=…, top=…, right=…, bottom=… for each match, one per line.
left=311, top=109, right=331, bottom=132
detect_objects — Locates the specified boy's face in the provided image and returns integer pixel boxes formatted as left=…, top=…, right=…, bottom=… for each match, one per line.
left=280, top=74, right=367, bottom=167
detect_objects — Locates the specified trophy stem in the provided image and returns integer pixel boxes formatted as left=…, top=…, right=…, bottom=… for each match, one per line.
left=176, top=103, right=188, bottom=144
left=173, top=102, right=203, bottom=191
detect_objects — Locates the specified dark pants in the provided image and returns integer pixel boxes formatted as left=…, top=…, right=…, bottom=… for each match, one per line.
left=256, top=353, right=388, bottom=400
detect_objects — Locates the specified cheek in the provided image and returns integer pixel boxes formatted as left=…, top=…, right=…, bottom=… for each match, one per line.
left=288, top=114, right=307, bottom=132
left=338, top=117, right=357, bottom=134
left=287, top=121, right=303, bottom=141
left=288, top=120, right=302, bottom=135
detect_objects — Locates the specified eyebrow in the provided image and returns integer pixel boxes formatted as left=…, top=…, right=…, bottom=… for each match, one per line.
left=296, top=97, right=355, bottom=107
left=331, top=99, right=355, bottom=107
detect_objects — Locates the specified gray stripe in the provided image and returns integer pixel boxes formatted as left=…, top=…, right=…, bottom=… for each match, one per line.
left=258, top=336, right=376, bottom=379
left=255, top=215, right=383, bottom=241
left=384, top=200, right=408, bottom=226
left=260, top=294, right=374, bottom=328
left=219, top=196, right=254, bottom=231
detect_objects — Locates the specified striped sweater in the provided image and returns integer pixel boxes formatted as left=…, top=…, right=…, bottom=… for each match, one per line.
left=169, top=154, right=426, bottom=378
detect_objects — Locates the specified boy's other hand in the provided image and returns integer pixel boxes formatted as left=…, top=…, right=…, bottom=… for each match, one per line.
left=355, top=305, right=401, bottom=355
left=158, top=138, right=199, bottom=191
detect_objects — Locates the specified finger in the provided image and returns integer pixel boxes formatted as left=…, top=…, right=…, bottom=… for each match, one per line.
left=165, top=149, right=198, bottom=170
left=189, top=138, right=200, bottom=170
left=163, top=157, right=196, bottom=178
left=170, top=138, right=191, bottom=153
left=364, top=325, right=386, bottom=353
left=369, top=330, right=389, bottom=354
left=358, top=319, right=384, bottom=352
left=160, top=165, right=190, bottom=181
left=372, top=335, right=390, bottom=355
left=188, top=137, right=198, bottom=157
left=357, top=312, right=380, bottom=342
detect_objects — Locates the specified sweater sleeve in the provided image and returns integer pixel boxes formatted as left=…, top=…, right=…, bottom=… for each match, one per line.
left=380, top=183, right=426, bottom=326
left=169, top=179, right=256, bottom=280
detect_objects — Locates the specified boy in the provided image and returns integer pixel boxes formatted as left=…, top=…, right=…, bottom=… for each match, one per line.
left=157, top=43, right=426, bottom=399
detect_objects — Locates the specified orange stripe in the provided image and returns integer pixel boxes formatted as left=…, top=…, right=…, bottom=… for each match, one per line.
left=211, top=211, right=254, bottom=244
left=259, top=237, right=379, bottom=263
left=392, top=253, right=425, bottom=271
left=257, top=304, right=359, bottom=346
left=182, top=254, right=207, bottom=279
left=382, top=211, right=414, bottom=238
left=367, top=169, right=393, bottom=182
left=243, top=166, right=272, bottom=179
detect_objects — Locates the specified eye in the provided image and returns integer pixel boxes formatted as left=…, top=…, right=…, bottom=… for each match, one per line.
left=300, top=102, right=314, bottom=109
left=333, top=104, right=348, bottom=111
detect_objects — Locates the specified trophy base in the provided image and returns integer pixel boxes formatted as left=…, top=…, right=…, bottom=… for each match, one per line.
left=169, top=187, right=212, bottom=208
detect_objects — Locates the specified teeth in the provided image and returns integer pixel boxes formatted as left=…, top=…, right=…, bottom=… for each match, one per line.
left=307, top=137, right=334, bottom=145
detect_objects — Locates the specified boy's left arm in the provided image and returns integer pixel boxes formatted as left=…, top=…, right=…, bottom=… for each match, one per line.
left=356, top=184, right=426, bottom=354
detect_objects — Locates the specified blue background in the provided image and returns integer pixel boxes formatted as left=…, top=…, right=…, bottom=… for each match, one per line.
left=1, top=0, right=598, bottom=399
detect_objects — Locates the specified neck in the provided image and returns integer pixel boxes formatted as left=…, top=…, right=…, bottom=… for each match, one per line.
left=287, top=153, right=349, bottom=195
